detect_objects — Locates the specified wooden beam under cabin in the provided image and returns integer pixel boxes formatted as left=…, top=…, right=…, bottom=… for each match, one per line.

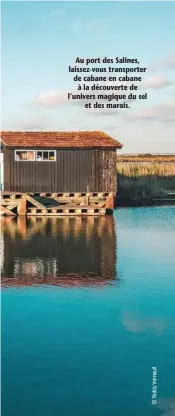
left=0, top=205, right=17, bottom=216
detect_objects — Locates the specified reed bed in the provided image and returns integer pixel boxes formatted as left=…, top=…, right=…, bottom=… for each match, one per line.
left=117, top=162, right=175, bottom=203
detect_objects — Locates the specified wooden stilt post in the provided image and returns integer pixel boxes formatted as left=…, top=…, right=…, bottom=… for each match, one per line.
left=17, top=195, right=27, bottom=216
left=106, top=193, right=114, bottom=209
left=80, top=194, right=89, bottom=205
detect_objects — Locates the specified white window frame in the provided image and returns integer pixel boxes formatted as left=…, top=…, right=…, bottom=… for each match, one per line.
left=15, top=150, right=57, bottom=162
left=36, top=150, right=56, bottom=162
left=15, top=150, right=36, bottom=161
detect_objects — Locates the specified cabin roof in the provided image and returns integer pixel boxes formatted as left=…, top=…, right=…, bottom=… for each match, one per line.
left=1, top=131, right=123, bottom=149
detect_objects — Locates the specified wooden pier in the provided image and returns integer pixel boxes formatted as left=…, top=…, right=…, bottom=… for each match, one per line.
left=0, top=191, right=115, bottom=216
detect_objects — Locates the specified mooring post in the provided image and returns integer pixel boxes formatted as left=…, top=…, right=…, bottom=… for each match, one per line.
left=106, top=193, right=114, bottom=209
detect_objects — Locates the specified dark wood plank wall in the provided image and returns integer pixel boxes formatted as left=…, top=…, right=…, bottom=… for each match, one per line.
left=4, top=148, right=117, bottom=193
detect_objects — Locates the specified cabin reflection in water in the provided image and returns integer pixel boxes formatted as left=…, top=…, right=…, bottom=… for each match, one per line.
left=1, top=216, right=117, bottom=287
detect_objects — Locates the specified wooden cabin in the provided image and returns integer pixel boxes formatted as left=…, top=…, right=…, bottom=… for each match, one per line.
left=1, top=131, right=122, bottom=193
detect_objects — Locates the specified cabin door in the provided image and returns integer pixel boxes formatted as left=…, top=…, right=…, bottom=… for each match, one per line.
left=0, top=152, right=4, bottom=190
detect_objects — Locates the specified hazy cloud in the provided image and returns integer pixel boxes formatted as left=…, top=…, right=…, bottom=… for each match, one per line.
left=6, top=116, right=52, bottom=131
left=129, top=101, right=175, bottom=123
left=36, top=90, right=93, bottom=109
left=36, top=91, right=68, bottom=107
left=150, top=54, right=175, bottom=71
left=143, top=75, right=173, bottom=89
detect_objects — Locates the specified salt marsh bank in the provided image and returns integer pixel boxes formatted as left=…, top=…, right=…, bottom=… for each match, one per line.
left=117, top=162, right=175, bottom=205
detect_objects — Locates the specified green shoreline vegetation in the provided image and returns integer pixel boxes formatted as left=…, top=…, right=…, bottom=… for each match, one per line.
left=116, top=162, right=175, bottom=205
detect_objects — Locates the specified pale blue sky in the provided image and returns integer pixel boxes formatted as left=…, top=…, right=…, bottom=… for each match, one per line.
left=1, top=1, right=175, bottom=153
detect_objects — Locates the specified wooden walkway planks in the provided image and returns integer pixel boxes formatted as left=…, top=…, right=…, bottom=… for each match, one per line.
left=0, top=191, right=114, bottom=216
left=27, top=205, right=106, bottom=216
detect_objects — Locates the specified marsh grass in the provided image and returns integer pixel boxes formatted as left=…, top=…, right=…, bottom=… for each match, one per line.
left=117, top=162, right=175, bottom=203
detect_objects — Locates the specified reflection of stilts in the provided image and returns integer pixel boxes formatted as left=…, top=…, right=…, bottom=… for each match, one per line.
left=73, top=217, right=82, bottom=239
left=85, top=217, right=95, bottom=241
left=1, top=214, right=118, bottom=285
left=17, top=217, right=27, bottom=238
left=0, top=216, right=49, bottom=240
left=96, top=217, right=105, bottom=239
left=62, top=217, right=70, bottom=239
left=0, top=217, right=14, bottom=231
left=27, top=217, right=48, bottom=238
left=0, top=215, right=116, bottom=245
left=1, top=218, right=17, bottom=240
left=105, top=215, right=115, bottom=237
left=50, top=217, right=58, bottom=236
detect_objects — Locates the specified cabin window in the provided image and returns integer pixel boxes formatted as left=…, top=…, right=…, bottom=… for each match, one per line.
left=36, top=150, right=56, bottom=161
left=15, top=150, right=56, bottom=161
left=15, top=150, right=35, bottom=161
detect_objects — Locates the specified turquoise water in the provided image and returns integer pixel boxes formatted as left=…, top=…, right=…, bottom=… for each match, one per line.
left=1, top=207, right=175, bottom=416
